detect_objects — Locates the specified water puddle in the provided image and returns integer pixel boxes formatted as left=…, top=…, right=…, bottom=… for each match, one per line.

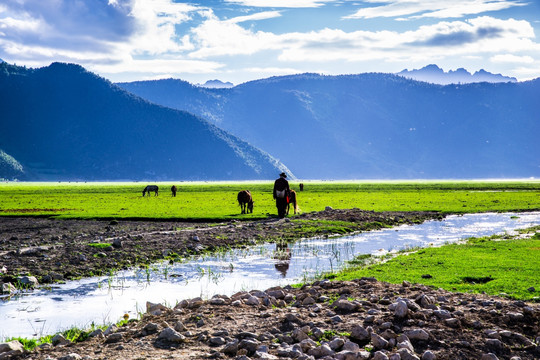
left=1, top=211, right=539, bottom=340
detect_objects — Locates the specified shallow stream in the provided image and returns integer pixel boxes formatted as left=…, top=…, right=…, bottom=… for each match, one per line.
left=1, top=211, right=539, bottom=340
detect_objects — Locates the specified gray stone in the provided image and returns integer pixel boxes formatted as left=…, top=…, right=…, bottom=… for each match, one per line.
left=174, top=321, right=186, bottom=332
left=303, top=296, right=316, bottom=305
left=342, top=340, right=360, bottom=352
left=371, top=333, right=389, bottom=350
left=209, top=337, right=227, bottom=346
left=421, top=350, right=436, bottom=360
left=372, top=351, right=389, bottom=360
left=146, top=301, right=169, bottom=315
left=104, top=333, right=123, bottom=344
left=0, top=341, right=23, bottom=356
left=253, top=352, right=278, bottom=359
left=480, top=354, right=499, bottom=360
left=434, top=309, right=451, bottom=319
left=397, top=348, right=420, bottom=360
left=18, top=275, right=38, bottom=288
left=104, top=324, right=118, bottom=336
left=486, top=339, right=503, bottom=351
left=292, top=328, right=310, bottom=342
left=329, top=338, right=345, bottom=351
left=395, top=300, right=409, bottom=319
left=335, top=350, right=371, bottom=360
left=138, top=323, right=157, bottom=337
left=397, top=340, right=414, bottom=353
left=404, top=329, right=429, bottom=341
left=88, top=328, right=104, bottom=338
left=331, top=315, right=344, bottom=323
left=58, top=354, right=83, bottom=360
left=51, top=334, right=71, bottom=346
left=308, top=344, right=334, bottom=358
left=112, top=238, right=123, bottom=248
left=239, top=338, right=260, bottom=353
left=444, top=318, right=460, bottom=328
left=350, top=325, right=370, bottom=341
left=209, top=297, right=226, bottom=305
left=299, top=339, right=318, bottom=353
left=334, top=299, right=357, bottom=313
left=222, top=340, right=239, bottom=356
left=0, top=283, right=16, bottom=295
left=158, top=327, right=186, bottom=343
left=246, top=296, right=261, bottom=306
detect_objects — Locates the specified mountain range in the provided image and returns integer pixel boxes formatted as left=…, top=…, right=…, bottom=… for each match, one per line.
left=397, top=64, right=517, bottom=85
left=118, top=73, right=539, bottom=179
left=0, top=62, right=290, bottom=181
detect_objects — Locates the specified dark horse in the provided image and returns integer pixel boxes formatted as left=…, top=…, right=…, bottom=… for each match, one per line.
left=171, top=185, right=177, bottom=197
left=237, top=190, right=254, bottom=214
left=286, top=189, right=298, bottom=215
left=142, top=185, right=159, bottom=196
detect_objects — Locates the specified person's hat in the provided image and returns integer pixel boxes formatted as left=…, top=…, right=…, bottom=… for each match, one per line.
left=279, top=172, right=287, bottom=178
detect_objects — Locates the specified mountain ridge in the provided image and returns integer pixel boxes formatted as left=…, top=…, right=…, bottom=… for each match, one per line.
left=397, top=64, right=517, bottom=85
left=0, top=62, right=292, bottom=181
left=118, top=72, right=540, bottom=179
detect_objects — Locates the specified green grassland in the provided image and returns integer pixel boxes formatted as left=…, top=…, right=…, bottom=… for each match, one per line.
left=328, top=227, right=540, bottom=301
left=0, top=180, right=539, bottom=219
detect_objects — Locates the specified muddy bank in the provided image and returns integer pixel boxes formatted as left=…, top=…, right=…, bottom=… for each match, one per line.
left=0, top=209, right=442, bottom=284
left=9, top=278, right=540, bottom=360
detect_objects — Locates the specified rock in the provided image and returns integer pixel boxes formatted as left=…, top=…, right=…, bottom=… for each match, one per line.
left=527, top=287, right=535, bottom=292
left=481, top=354, right=499, bottom=360
left=299, top=339, right=318, bottom=353
left=58, top=354, right=83, bottom=360
left=335, top=350, right=371, bottom=360
left=0, top=341, right=24, bottom=357
left=146, top=301, right=169, bottom=315
left=302, top=296, right=316, bottom=305
left=104, top=324, right=118, bottom=336
left=210, top=297, right=227, bottom=305
left=395, top=300, right=409, bottom=318
left=142, top=322, right=159, bottom=336
left=486, top=339, right=503, bottom=351
left=157, top=327, right=186, bottom=343
left=397, top=348, right=421, bottom=360
left=246, top=296, right=261, bottom=306
left=173, top=321, right=186, bottom=332
left=350, top=325, right=370, bottom=341
left=51, top=334, right=71, bottom=346
left=329, top=337, right=345, bottom=351
left=104, top=333, right=123, bottom=344
left=292, top=328, right=309, bottom=342
left=421, top=350, right=436, bottom=360
left=444, top=318, right=460, bottom=328
left=239, top=339, right=260, bottom=353
left=308, top=344, right=334, bottom=358
left=1, top=282, right=16, bottom=295
left=334, top=299, right=357, bottom=313
left=88, top=328, right=104, bottom=338
left=222, top=340, right=239, bottom=356
left=434, top=309, right=451, bottom=319
left=372, top=351, right=389, bottom=360
left=404, top=329, right=429, bottom=341
left=507, top=312, right=524, bottom=322
left=371, top=333, right=389, bottom=350
left=209, top=337, right=227, bottom=346
left=18, top=275, right=39, bottom=288
left=112, top=238, right=123, bottom=248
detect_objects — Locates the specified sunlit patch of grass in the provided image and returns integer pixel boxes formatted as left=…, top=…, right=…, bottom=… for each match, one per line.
left=328, top=229, right=540, bottom=301
left=0, top=180, right=538, bottom=220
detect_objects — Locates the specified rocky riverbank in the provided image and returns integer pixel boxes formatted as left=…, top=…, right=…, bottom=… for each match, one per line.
left=3, top=278, right=539, bottom=360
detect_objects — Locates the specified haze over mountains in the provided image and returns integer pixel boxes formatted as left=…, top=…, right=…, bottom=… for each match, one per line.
left=0, top=62, right=290, bottom=181
left=118, top=73, right=539, bottom=180
left=397, top=65, right=517, bottom=85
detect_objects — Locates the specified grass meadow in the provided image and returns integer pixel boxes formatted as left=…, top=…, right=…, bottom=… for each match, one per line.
left=0, top=180, right=539, bottom=220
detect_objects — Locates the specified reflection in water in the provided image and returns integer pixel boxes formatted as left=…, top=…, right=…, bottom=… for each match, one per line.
left=1, top=211, right=539, bottom=340
left=274, top=241, right=291, bottom=277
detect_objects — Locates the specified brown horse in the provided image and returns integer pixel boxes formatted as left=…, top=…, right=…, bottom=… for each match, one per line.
left=286, top=189, right=298, bottom=215
left=171, top=185, right=177, bottom=197
left=237, top=190, right=254, bottom=214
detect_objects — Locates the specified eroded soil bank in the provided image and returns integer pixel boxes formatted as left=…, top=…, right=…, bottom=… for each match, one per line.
left=0, top=209, right=441, bottom=284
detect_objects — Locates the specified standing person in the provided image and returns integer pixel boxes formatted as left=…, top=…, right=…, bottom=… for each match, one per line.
left=273, top=172, right=290, bottom=218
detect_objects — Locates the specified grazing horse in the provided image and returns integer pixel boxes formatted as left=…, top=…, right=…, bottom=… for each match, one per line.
left=142, top=185, right=159, bottom=196
left=171, top=185, right=177, bottom=197
left=237, top=190, right=254, bottom=214
left=286, top=190, right=298, bottom=215
left=299, top=183, right=304, bottom=191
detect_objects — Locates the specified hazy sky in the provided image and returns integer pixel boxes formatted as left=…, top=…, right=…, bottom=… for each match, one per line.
left=1, top=0, right=539, bottom=84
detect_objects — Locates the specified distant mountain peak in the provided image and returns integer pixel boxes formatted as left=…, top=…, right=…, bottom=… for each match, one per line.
left=397, top=64, right=517, bottom=85
left=198, top=79, right=234, bottom=89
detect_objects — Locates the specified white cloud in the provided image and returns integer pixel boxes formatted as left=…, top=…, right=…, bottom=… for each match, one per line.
left=345, top=0, right=527, bottom=19
left=226, top=11, right=282, bottom=23
left=491, top=54, right=535, bottom=63
left=224, top=0, right=337, bottom=8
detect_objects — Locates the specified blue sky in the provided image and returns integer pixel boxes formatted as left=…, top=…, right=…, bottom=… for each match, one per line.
left=1, top=0, right=539, bottom=84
